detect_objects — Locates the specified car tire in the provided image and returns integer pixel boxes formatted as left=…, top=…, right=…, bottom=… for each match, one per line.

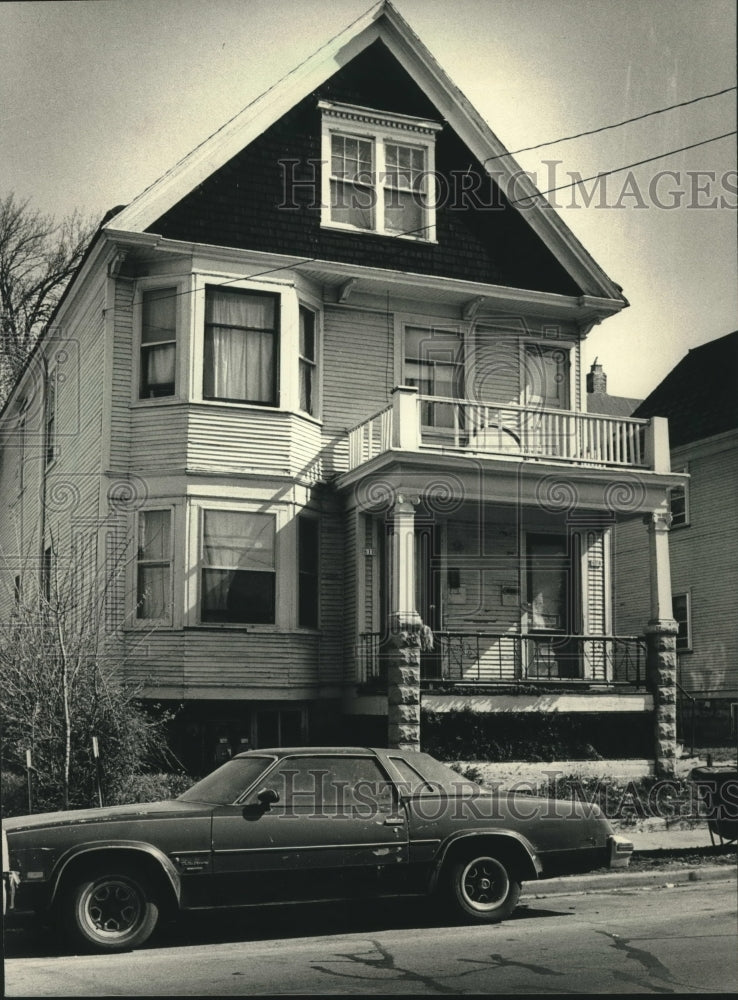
left=61, top=863, right=160, bottom=952
left=446, top=852, right=521, bottom=923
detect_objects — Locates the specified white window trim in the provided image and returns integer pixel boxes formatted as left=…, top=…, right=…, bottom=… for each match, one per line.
left=668, top=464, right=690, bottom=528
left=319, top=100, right=441, bottom=242
left=396, top=314, right=469, bottom=396
left=297, top=300, right=322, bottom=420
left=673, top=591, right=692, bottom=652
left=131, top=276, right=190, bottom=407
left=130, top=505, right=176, bottom=629
left=190, top=500, right=286, bottom=630
left=191, top=273, right=296, bottom=410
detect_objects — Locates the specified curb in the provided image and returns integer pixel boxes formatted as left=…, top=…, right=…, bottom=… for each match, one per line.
left=521, top=864, right=736, bottom=898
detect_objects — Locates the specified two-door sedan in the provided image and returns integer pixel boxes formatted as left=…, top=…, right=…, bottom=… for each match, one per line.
left=2, top=747, right=633, bottom=951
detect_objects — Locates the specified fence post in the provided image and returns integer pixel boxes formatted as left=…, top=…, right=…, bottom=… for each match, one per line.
left=25, top=749, right=33, bottom=813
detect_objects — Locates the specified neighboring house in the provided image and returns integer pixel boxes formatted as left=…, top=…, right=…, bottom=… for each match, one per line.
left=0, top=2, right=683, bottom=773
left=632, top=331, right=738, bottom=744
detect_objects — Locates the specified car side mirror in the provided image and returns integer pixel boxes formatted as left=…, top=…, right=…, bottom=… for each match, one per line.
left=256, top=787, right=280, bottom=808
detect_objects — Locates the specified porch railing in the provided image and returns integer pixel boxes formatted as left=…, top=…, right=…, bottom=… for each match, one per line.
left=357, top=631, right=646, bottom=688
left=346, top=392, right=654, bottom=471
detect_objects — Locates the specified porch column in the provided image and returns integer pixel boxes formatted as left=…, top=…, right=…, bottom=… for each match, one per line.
left=387, top=495, right=422, bottom=752
left=391, top=385, right=420, bottom=451
left=644, top=508, right=678, bottom=779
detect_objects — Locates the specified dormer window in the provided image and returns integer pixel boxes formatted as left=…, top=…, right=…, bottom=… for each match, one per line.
left=319, top=101, right=440, bottom=241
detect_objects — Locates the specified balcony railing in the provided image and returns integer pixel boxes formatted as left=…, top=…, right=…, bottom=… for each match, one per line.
left=357, top=631, right=647, bottom=688
left=346, top=388, right=661, bottom=472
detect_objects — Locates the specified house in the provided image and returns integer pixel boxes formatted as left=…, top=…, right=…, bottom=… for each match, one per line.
left=631, top=331, right=738, bottom=745
left=0, top=1, right=685, bottom=775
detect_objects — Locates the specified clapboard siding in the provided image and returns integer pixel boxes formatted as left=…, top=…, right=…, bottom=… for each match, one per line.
left=110, top=280, right=134, bottom=471
left=183, top=630, right=320, bottom=688
left=131, top=406, right=188, bottom=472
left=343, top=507, right=360, bottom=681
left=585, top=530, right=605, bottom=633
left=670, top=439, right=738, bottom=695
left=187, top=406, right=293, bottom=475
left=322, top=307, right=392, bottom=474
left=317, top=500, right=344, bottom=683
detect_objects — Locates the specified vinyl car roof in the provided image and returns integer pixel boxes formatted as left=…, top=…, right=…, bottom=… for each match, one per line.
left=234, top=747, right=385, bottom=758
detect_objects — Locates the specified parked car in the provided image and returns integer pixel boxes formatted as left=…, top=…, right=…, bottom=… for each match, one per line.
left=2, top=747, right=633, bottom=951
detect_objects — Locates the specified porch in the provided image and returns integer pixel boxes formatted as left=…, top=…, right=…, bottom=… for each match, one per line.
left=357, top=631, right=647, bottom=690
left=347, top=386, right=667, bottom=472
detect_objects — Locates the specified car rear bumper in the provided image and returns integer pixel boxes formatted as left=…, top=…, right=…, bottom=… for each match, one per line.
left=608, top=833, right=634, bottom=869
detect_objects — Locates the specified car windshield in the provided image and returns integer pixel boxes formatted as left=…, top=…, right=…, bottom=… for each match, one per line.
left=177, top=756, right=275, bottom=805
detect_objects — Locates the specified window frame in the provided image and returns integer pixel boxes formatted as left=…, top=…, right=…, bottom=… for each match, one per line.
left=520, top=340, right=575, bottom=411
left=298, top=304, right=319, bottom=417
left=319, top=100, right=441, bottom=242
left=202, top=284, right=281, bottom=407
left=135, top=507, right=175, bottom=626
left=45, top=370, right=57, bottom=468
left=139, top=286, right=179, bottom=400
left=400, top=320, right=466, bottom=432
left=298, top=513, right=320, bottom=630
left=133, top=278, right=187, bottom=407
left=197, top=505, right=279, bottom=628
left=668, top=465, right=690, bottom=528
left=672, top=592, right=692, bottom=652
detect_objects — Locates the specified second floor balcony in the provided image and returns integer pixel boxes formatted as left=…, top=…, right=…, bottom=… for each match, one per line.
left=347, top=386, right=669, bottom=473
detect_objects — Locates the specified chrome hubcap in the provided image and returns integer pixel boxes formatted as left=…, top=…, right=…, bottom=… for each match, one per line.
left=83, top=879, right=142, bottom=937
left=461, top=858, right=508, bottom=910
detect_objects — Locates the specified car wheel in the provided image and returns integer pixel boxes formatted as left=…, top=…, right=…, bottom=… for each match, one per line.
left=446, top=852, right=521, bottom=923
left=61, top=864, right=159, bottom=951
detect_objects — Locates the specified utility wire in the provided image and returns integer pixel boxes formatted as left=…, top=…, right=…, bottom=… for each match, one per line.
left=506, top=130, right=737, bottom=206
left=485, top=86, right=737, bottom=164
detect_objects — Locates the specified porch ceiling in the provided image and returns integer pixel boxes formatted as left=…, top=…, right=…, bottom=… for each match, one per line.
left=336, top=449, right=682, bottom=517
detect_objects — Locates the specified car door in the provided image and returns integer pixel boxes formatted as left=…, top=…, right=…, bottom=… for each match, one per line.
left=211, top=753, right=408, bottom=905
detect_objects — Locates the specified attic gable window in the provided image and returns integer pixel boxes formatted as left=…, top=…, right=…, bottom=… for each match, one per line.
left=319, top=100, right=440, bottom=241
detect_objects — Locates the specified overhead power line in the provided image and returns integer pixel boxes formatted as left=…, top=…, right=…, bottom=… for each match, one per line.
left=485, top=86, right=737, bottom=164
left=507, top=130, right=737, bottom=206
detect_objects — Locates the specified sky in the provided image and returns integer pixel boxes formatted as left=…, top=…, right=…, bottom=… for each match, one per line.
left=1, top=0, right=736, bottom=399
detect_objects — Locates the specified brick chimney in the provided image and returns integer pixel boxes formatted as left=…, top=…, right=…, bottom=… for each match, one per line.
left=587, top=358, right=607, bottom=394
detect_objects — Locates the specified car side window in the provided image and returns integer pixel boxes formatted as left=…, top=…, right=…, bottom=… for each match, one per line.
left=388, top=756, right=439, bottom=795
left=254, top=755, right=394, bottom=812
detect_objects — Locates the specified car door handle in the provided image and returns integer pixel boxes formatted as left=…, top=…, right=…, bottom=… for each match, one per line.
left=384, top=816, right=405, bottom=826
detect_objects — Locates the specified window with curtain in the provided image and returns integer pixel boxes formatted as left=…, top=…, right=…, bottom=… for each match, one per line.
left=137, top=510, right=172, bottom=620
left=203, top=287, right=278, bottom=404
left=45, top=373, right=56, bottom=466
left=201, top=510, right=276, bottom=624
left=140, top=288, right=177, bottom=398
left=299, top=306, right=317, bottom=415
left=298, top=515, right=319, bottom=628
left=672, top=593, right=691, bottom=651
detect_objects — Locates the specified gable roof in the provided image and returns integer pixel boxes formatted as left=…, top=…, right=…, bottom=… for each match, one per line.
left=104, top=1, right=626, bottom=304
left=633, top=331, right=738, bottom=447
left=587, top=392, right=642, bottom=417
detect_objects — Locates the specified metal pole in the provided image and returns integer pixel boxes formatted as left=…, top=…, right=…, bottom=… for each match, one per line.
left=25, top=748, right=33, bottom=813
left=92, top=736, right=103, bottom=807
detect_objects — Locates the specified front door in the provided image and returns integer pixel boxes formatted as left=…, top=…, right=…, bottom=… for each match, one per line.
left=526, top=533, right=580, bottom=678
left=211, top=753, right=408, bottom=905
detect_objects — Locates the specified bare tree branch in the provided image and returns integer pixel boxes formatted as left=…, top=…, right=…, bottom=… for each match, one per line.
left=0, top=194, right=96, bottom=405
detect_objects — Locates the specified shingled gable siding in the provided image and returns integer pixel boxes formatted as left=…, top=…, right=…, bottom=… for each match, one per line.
left=149, top=41, right=582, bottom=297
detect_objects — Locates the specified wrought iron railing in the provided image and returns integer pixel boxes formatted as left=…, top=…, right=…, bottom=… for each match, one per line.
left=357, top=631, right=646, bottom=687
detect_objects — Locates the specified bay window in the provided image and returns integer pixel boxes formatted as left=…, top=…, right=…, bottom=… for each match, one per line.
left=203, top=287, right=278, bottom=405
left=140, top=287, right=177, bottom=398
left=201, top=510, right=276, bottom=624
